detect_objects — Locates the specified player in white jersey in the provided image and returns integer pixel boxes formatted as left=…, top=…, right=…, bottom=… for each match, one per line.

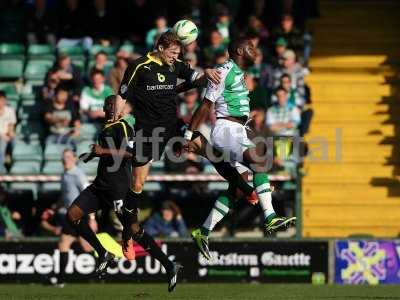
left=184, top=37, right=296, bottom=260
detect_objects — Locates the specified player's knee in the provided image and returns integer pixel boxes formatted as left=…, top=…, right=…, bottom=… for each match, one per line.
left=67, top=205, right=83, bottom=224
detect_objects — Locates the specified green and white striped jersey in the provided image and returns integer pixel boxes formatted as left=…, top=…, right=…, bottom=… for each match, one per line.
left=205, top=59, right=250, bottom=118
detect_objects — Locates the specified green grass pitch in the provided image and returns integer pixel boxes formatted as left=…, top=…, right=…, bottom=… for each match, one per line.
left=1, top=284, right=400, bottom=300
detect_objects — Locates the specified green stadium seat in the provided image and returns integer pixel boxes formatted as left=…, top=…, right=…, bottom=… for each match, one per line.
left=76, top=139, right=94, bottom=156
left=207, top=182, right=229, bottom=191
left=7, top=100, right=18, bottom=111
left=78, top=158, right=98, bottom=176
left=9, top=182, right=39, bottom=200
left=89, top=44, right=116, bottom=57
left=12, top=141, right=43, bottom=161
left=42, top=161, right=64, bottom=175
left=119, top=44, right=135, bottom=54
left=0, top=82, right=18, bottom=98
left=71, top=58, right=86, bottom=73
left=27, top=44, right=55, bottom=61
left=10, top=161, right=41, bottom=174
left=24, top=60, right=53, bottom=81
left=0, top=43, right=25, bottom=59
left=80, top=123, right=100, bottom=140
left=204, top=164, right=218, bottom=174
left=41, top=182, right=61, bottom=193
left=150, top=160, right=165, bottom=173
left=58, top=45, right=84, bottom=56
left=0, top=59, right=24, bottom=79
left=144, top=182, right=162, bottom=192
left=44, top=143, right=71, bottom=160
left=16, top=121, right=45, bottom=142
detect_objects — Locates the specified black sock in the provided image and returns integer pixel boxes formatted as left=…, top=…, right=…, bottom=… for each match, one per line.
left=135, top=232, right=173, bottom=271
left=211, top=161, right=253, bottom=196
left=58, top=251, right=68, bottom=282
left=73, top=219, right=106, bottom=257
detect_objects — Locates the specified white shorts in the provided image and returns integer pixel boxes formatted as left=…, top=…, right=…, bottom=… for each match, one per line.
left=211, top=118, right=255, bottom=166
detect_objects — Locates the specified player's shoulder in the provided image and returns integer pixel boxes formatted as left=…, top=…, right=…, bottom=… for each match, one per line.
left=215, top=60, right=234, bottom=74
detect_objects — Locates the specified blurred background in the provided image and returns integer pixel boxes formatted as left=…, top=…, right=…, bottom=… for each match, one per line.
left=0, top=0, right=399, bottom=286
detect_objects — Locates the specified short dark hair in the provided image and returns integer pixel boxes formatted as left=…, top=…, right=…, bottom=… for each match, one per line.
left=55, top=85, right=69, bottom=94
left=0, top=90, right=6, bottom=99
left=90, top=68, right=105, bottom=78
left=156, top=31, right=182, bottom=49
left=276, top=85, right=288, bottom=94
left=228, top=37, right=250, bottom=57
left=104, top=94, right=118, bottom=105
left=95, top=51, right=107, bottom=58
left=281, top=73, right=291, bottom=80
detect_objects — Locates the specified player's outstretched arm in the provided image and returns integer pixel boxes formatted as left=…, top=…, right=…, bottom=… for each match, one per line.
left=183, top=98, right=213, bottom=145
left=176, top=69, right=221, bottom=94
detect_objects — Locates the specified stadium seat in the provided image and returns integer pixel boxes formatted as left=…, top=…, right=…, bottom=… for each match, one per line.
left=119, top=44, right=135, bottom=54
left=89, top=44, right=116, bottom=57
left=80, top=123, right=100, bottom=140
left=78, top=158, right=98, bottom=176
left=27, top=44, right=55, bottom=61
left=42, top=161, right=64, bottom=175
left=76, top=139, right=94, bottom=156
left=0, top=82, right=18, bottom=98
left=9, top=182, right=39, bottom=200
left=44, top=143, right=71, bottom=161
left=41, top=182, right=61, bottom=193
left=10, top=161, right=41, bottom=174
left=71, top=58, right=85, bottom=73
left=203, top=164, right=218, bottom=174
left=0, top=59, right=24, bottom=79
left=58, top=45, right=84, bottom=57
left=150, top=160, right=165, bottom=173
left=144, top=182, right=162, bottom=192
left=24, top=60, right=53, bottom=83
left=12, top=141, right=42, bottom=161
left=16, top=121, right=45, bottom=142
left=207, top=182, right=229, bottom=191
left=0, top=43, right=25, bottom=59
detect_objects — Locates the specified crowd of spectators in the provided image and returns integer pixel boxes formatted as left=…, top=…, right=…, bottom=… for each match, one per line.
left=0, top=0, right=318, bottom=238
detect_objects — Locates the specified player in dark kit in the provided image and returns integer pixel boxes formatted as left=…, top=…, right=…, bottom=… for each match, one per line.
left=118, top=32, right=257, bottom=280
left=67, top=95, right=134, bottom=276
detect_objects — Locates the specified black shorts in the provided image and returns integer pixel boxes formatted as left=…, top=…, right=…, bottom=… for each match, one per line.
left=72, top=184, right=128, bottom=215
left=61, top=217, right=79, bottom=236
left=133, top=120, right=179, bottom=167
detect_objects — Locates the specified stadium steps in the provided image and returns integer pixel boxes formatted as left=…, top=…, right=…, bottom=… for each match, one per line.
left=302, top=0, right=400, bottom=237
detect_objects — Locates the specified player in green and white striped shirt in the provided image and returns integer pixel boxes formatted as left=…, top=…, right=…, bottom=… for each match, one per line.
left=184, top=37, right=296, bottom=260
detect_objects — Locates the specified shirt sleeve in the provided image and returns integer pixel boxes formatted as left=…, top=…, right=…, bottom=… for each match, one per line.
left=266, top=108, right=276, bottom=126
left=118, top=60, right=140, bottom=99
left=291, top=107, right=301, bottom=126
left=80, top=87, right=91, bottom=111
left=75, top=169, right=89, bottom=191
left=177, top=60, right=198, bottom=83
left=204, top=78, right=224, bottom=103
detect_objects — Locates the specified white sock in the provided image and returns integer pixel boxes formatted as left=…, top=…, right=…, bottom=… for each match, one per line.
left=256, top=183, right=276, bottom=220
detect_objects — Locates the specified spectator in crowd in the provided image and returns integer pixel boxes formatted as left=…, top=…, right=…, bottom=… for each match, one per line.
left=215, top=7, right=232, bottom=46
left=178, top=89, right=199, bottom=125
left=108, top=53, right=129, bottom=93
left=0, top=185, right=23, bottom=238
left=26, top=0, right=57, bottom=46
left=184, top=52, right=204, bottom=76
left=80, top=69, right=113, bottom=123
left=266, top=86, right=301, bottom=137
left=89, top=51, right=110, bottom=79
left=184, top=39, right=201, bottom=59
left=214, top=49, right=228, bottom=65
left=203, top=29, right=226, bottom=66
left=271, top=74, right=305, bottom=108
left=50, top=54, right=83, bottom=102
left=271, top=14, right=305, bottom=62
left=248, top=48, right=270, bottom=88
left=40, top=70, right=60, bottom=103
left=250, top=108, right=270, bottom=139
left=145, top=15, right=169, bottom=51
left=246, top=15, right=269, bottom=43
left=44, top=86, right=80, bottom=147
left=271, top=49, right=309, bottom=100
left=57, top=0, right=93, bottom=51
left=0, top=91, right=16, bottom=173
left=144, top=201, right=188, bottom=238
left=269, top=37, right=288, bottom=68
left=45, top=149, right=95, bottom=286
